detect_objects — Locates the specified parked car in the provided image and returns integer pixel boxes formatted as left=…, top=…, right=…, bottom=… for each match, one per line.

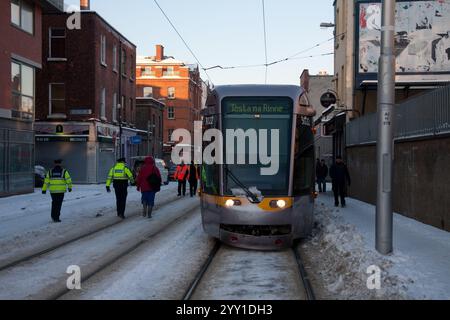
left=131, top=157, right=169, bottom=185
left=35, top=165, right=46, bottom=188
left=168, top=163, right=178, bottom=181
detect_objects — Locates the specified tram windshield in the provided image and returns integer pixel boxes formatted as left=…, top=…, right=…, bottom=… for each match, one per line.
left=222, top=97, right=293, bottom=196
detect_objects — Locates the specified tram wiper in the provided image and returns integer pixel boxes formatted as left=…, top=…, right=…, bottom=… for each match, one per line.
left=224, top=165, right=261, bottom=204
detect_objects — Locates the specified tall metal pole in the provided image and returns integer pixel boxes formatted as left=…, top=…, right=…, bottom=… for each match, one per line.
left=376, top=0, right=396, bottom=255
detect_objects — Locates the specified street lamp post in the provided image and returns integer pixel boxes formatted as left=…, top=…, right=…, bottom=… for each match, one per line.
left=147, top=120, right=155, bottom=156
left=376, top=0, right=396, bottom=255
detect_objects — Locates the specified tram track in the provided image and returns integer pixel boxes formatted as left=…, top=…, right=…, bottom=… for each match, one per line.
left=0, top=189, right=183, bottom=272
left=0, top=198, right=200, bottom=300
left=183, top=241, right=316, bottom=301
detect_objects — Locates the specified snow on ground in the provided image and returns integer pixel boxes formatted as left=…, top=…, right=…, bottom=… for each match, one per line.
left=302, top=188, right=450, bottom=300
left=62, top=209, right=215, bottom=300
left=0, top=183, right=179, bottom=267
left=0, top=196, right=200, bottom=300
left=192, top=247, right=306, bottom=300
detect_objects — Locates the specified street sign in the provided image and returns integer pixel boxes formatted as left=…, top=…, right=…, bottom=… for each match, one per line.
left=320, top=92, right=337, bottom=108
left=130, top=135, right=142, bottom=145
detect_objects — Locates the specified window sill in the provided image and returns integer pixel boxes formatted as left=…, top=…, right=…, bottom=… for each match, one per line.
left=113, top=69, right=118, bottom=73
left=101, top=62, right=108, bottom=68
left=100, top=117, right=107, bottom=122
left=48, top=58, right=67, bottom=62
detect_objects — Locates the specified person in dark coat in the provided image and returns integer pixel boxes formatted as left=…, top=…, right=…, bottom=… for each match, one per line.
left=330, top=156, right=351, bottom=207
left=187, top=163, right=199, bottom=197
left=136, top=156, right=161, bottom=219
left=316, top=159, right=329, bottom=193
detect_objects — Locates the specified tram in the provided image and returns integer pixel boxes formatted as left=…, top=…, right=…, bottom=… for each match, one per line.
left=200, top=85, right=316, bottom=250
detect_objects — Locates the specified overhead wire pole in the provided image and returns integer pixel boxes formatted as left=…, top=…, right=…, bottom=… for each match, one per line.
left=376, top=0, right=396, bottom=255
left=261, top=0, right=268, bottom=84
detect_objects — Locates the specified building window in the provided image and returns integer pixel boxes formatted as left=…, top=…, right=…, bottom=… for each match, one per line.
left=113, top=45, right=118, bottom=72
left=11, top=0, right=34, bottom=34
left=130, top=55, right=135, bottom=79
left=168, top=129, right=175, bottom=141
left=121, top=49, right=127, bottom=76
left=168, top=87, right=175, bottom=99
left=121, top=95, right=126, bottom=122
left=49, top=83, right=65, bottom=115
left=100, top=35, right=107, bottom=66
left=112, top=93, right=117, bottom=122
left=49, top=28, right=66, bottom=59
left=143, top=87, right=153, bottom=97
left=164, top=66, right=175, bottom=76
left=129, top=98, right=134, bottom=124
left=11, top=61, right=34, bottom=120
left=142, top=66, right=154, bottom=77
left=168, top=107, right=175, bottom=120
left=100, top=88, right=106, bottom=120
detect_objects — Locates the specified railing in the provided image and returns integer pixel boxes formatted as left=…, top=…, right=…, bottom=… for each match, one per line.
left=347, top=85, right=450, bottom=146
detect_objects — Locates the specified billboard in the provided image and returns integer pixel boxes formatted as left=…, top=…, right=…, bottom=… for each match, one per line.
left=356, top=0, right=450, bottom=87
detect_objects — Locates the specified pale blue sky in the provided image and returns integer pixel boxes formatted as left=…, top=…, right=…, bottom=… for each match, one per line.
left=66, top=0, right=335, bottom=85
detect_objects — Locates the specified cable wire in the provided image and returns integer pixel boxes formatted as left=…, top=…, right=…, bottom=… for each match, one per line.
left=262, top=0, right=268, bottom=84
left=153, top=0, right=214, bottom=85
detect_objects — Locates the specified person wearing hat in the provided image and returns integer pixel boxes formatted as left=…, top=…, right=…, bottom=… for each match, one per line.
left=106, top=157, right=134, bottom=219
left=42, top=159, right=73, bottom=223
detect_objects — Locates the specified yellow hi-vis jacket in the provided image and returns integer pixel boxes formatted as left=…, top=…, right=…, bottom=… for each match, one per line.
left=106, top=162, right=134, bottom=187
left=42, top=167, right=73, bottom=194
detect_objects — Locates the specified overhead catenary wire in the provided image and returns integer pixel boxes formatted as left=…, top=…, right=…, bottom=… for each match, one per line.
left=203, top=32, right=346, bottom=72
left=153, top=0, right=214, bottom=86
left=261, top=0, right=268, bottom=84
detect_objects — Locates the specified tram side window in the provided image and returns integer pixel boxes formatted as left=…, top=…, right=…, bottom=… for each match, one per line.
left=201, top=164, right=220, bottom=195
left=293, top=116, right=315, bottom=196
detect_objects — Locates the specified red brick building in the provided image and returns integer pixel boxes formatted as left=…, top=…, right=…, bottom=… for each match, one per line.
left=136, top=45, right=204, bottom=146
left=0, top=0, right=63, bottom=196
left=35, top=6, right=138, bottom=183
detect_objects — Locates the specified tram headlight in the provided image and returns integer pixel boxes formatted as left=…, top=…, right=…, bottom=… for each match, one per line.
left=225, top=199, right=235, bottom=207
left=270, top=199, right=287, bottom=209
left=277, top=200, right=286, bottom=208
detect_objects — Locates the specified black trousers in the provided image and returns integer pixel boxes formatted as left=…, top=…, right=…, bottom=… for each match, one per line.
left=332, top=182, right=346, bottom=206
left=113, top=181, right=128, bottom=217
left=51, top=193, right=65, bottom=221
left=189, top=180, right=198, bottom=197
left=178, top=180, right=186, bottom=196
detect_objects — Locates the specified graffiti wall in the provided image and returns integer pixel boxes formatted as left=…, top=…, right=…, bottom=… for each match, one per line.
left=358, top=1, right=450, bottom=75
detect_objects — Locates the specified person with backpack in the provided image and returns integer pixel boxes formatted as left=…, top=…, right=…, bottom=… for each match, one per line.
left=174, top=160, right=189, bottom=197
left=136, top=156, right=161, bottom=219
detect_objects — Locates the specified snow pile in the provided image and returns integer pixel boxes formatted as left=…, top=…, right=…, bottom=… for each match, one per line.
left=305, top=203, right=409, bottom=299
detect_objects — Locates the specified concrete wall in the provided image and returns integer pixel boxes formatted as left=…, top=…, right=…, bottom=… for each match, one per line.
left=347, top=137, right=450, bottom=231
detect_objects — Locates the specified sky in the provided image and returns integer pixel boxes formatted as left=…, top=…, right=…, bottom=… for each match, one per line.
left=65, top=0, right=335, bottom=86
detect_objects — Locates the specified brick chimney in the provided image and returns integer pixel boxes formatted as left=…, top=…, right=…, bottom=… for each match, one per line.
left=80, top=0, right=90, bottom=10
left=156, top=45, right=164, bottom=62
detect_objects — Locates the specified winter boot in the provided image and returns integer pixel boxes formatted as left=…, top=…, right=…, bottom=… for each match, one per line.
left=148, top=206, right=153, bottom=219
left=142, top=204, right=148, bottom=217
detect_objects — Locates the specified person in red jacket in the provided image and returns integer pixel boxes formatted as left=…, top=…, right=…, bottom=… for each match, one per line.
left=174, top=160, right=189, bottom=197
left=136, top=156, right=161, bottom=218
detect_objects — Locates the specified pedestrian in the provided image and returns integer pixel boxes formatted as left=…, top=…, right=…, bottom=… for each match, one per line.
left=136, top=156, right=161, bottom=219
left=187, top=163, right=199, bottom=197
left=316, top=159, right=329, bottom=193
left=42, top=159, right=73, bottom=223
left=106, top=158, right=134, bottom=219
left=174, top=160, right=189, bottom=196
left=330, top=156, right=351, bottom=208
